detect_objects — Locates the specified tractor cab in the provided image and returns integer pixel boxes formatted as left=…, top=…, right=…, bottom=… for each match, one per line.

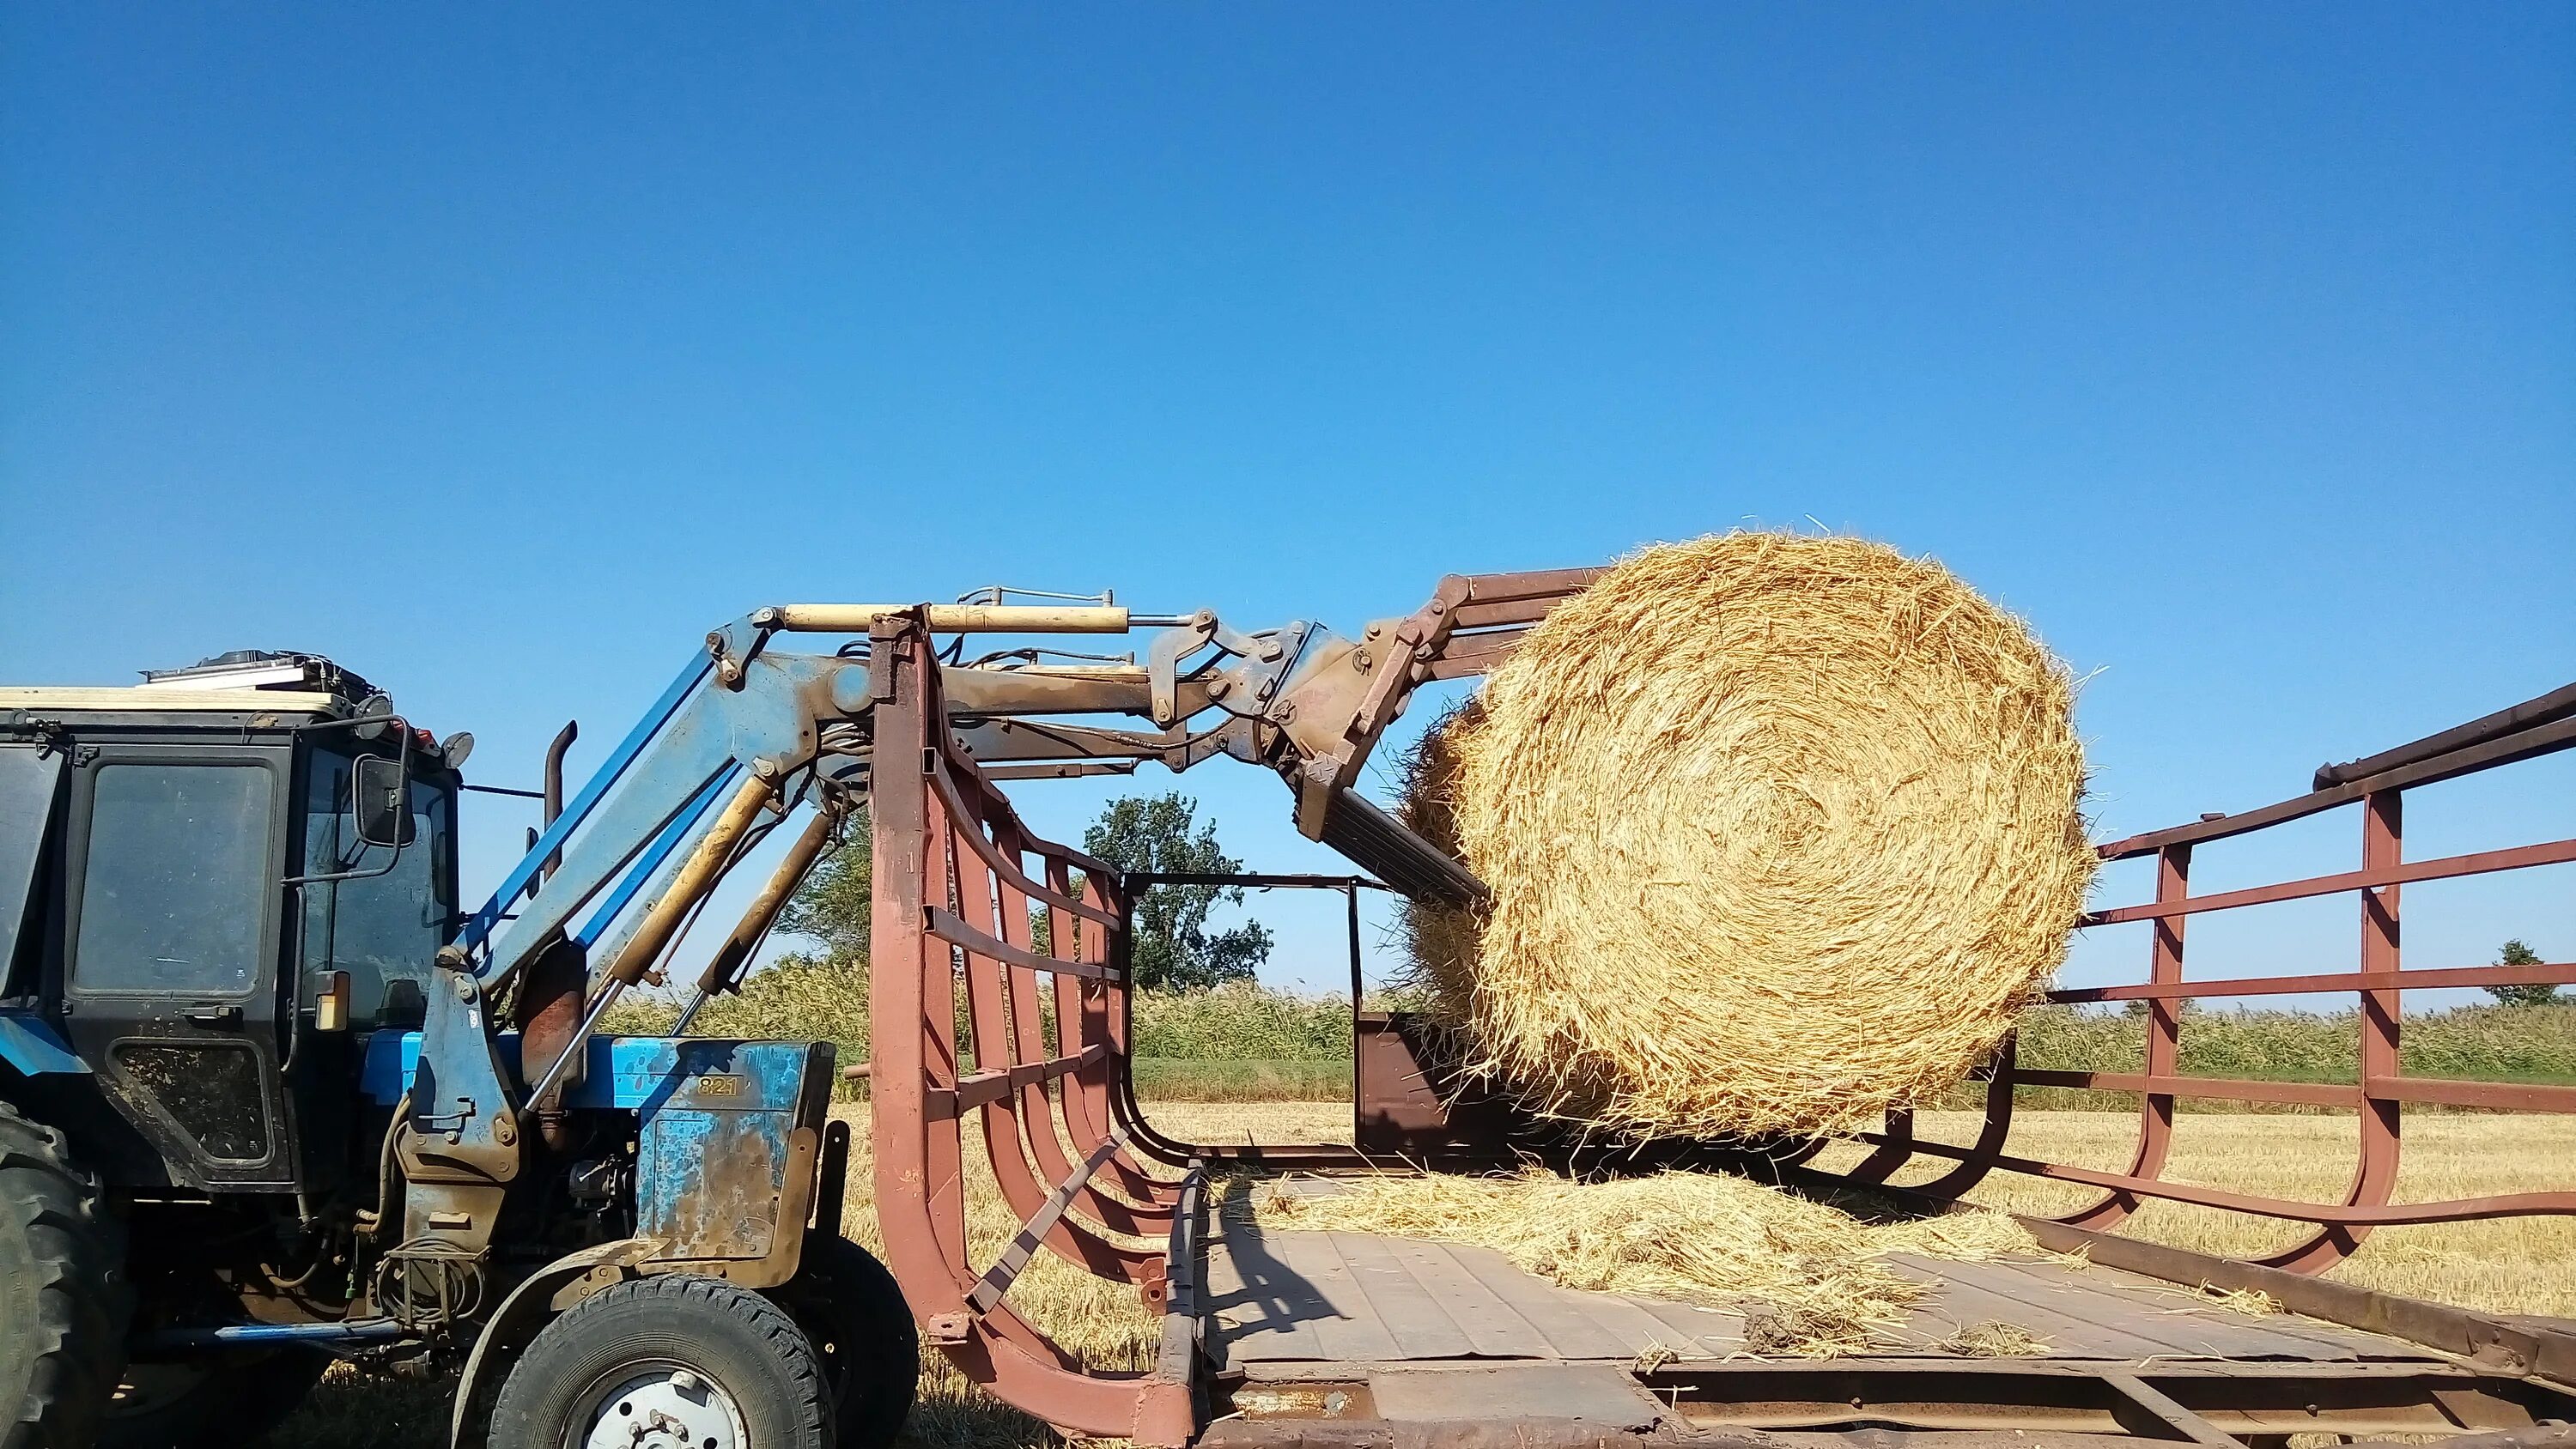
left=0, top=650, right=462, bottom=1195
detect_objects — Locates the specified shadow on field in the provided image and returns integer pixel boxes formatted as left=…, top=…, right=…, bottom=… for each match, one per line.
left=270, top=1364, right=452, bottom=1449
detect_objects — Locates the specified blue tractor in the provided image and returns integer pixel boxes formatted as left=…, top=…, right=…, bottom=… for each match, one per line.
left=0, top=584, right=1557, bottom=1448
left=0, top=641, right=914, bottom=1449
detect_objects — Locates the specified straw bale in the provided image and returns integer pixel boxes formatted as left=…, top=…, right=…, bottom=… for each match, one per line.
left=1400, top=531, right=2093, bottom=1138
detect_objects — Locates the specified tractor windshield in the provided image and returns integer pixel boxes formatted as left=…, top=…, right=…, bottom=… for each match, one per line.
left=297, top=750, right=453, bottom=1030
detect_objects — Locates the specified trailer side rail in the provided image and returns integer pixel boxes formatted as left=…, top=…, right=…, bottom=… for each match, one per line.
left=1831, top=682, right=2576, bottom=1273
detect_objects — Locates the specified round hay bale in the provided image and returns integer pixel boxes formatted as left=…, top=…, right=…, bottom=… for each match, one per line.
left=1403, top=531, right=2094, bottom=1139
left=1392, top=694, right=1485, bottom=1020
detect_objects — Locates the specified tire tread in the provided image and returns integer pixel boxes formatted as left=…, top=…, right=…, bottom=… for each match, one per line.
left=0, top=1100, right=132, bottom=1449
left=489, top=1272, right=832, bottom=1449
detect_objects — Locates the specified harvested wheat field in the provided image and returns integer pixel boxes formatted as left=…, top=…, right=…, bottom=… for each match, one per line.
left=1807, top=1109, right=2576, bottom=1321
left=1402, top=531, right=2096, bottom=1139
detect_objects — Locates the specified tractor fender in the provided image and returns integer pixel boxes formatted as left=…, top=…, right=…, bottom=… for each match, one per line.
left=0, top=1013, right=88, bottom=1076
left=448, top=1235, right=669, bottom=1449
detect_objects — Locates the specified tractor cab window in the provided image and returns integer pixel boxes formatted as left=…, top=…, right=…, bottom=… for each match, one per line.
left=299, top=752, right=453, bottom=1029
left=73, top=762, right=275, bottom=993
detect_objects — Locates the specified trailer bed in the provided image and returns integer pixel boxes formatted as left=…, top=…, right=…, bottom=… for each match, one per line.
left=1205, top=1224, right=2426, bottom=1368
left=1193, top=1203, right=2572, bottom=1446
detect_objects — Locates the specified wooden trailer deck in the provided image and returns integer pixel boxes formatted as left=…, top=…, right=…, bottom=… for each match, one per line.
left=1191, top=1196, right=2573, bottom=1447
left=1204, top=1225, right=2421, bottom=1368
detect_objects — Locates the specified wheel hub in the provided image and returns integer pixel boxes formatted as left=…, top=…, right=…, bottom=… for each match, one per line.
left=581, top=1365, right=747, bottom=1449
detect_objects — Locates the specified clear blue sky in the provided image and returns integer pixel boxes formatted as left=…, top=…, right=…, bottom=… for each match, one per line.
left=4, top=4, right=2568, bottom=1002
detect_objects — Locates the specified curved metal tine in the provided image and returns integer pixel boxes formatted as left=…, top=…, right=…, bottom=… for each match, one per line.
left=987, top=817, right=1175, bottom=1233
left=1078, top=866, right=1229, bottom=1172
left=941, top=1325, right=1194, bottom=1446
left=919, top=805, right=977, bottom=1281
left=2063, top=844, right=2188, bottom=1231
left=955, top=824, right=1163, bottom=1281
left=1913, top=1037, right=2018, bottom=1199
left=1051, top=960, right=1183, bottom=1191
left=1047, top=859, right=1189, bottom=1197
left=931, top=764, right=1118, bottom=928
left=869, top=723, right=996, bottom=1339
left=1842, top=1107, right=1917, bottom=1185
left=872, top=621, right=1188, bottom=1440
left=2256, top=1100, right=2397, bottom=1273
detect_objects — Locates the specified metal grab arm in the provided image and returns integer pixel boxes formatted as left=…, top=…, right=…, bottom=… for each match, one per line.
left=447, top=568, right=1597, bottom=1071
left=866, top=615, right=1198, bottom=1444
left=1264, top=567, right=1600, bottom=840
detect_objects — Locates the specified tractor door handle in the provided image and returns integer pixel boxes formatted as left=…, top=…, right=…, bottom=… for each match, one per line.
left=182, top=1005, right=244, bottom=1029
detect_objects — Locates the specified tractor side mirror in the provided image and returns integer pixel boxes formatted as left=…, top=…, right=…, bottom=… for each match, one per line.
left=354, top=755, right=416, bottom=848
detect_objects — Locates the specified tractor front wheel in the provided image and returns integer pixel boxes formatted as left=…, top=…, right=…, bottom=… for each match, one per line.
left=769, top=1235, right=918, bottom=1449
left=488, top=1274, right=830, bottom=1449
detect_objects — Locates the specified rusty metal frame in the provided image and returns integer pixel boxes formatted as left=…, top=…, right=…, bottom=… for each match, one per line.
left=868, top=615, right=1200, bottom=1444
left=1825, top=682, right=2576, bottom=1271
left=1206, top=1357, right=2574, bottom=1448
left=868, top=603, right=2572, bottom=1445
left=863, top=612, right=1434, bottom=1440
left=1117, top=870, right=1389, bottom=1161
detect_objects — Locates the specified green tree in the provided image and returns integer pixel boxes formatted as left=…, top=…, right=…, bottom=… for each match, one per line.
left=2486, top=939, right=2561, bottom=1008
left=1081, top=793, right=1272, bottom=991
left=775, top=809, right=874, bottom=966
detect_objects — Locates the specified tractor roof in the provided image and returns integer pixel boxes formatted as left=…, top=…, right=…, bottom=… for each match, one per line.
left=3, top=651, right=365, bottom=718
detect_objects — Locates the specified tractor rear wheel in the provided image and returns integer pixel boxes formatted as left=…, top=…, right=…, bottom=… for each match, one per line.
left=769, top=1235, right=918, bottom=1449
left=0, top=1100, right=131, bottom=1449
left=489, top=1274, right=830, bottom=1449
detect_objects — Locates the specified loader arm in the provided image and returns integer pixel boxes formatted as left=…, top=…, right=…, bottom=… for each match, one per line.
left=1118, top=568, right=1603, bottom=899
left=1269, top=567, right=1605, bottom=831
left=400, top=574, right=1597, bottom=1253
left=904, top=568, right=1604, bottom=897
left=408, top=605, right=1175, bottom=1252
left=463, top=567, right=1597, bottom=1033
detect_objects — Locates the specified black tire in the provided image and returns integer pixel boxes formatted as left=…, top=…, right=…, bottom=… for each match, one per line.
left=1, top=1100, right=131, bottom=1449
left=489, top=1273, right=831, bottom=1449
left=99, top=1349, right=329, bottom=1449
left=769, top=1236, right=917, bottom=1449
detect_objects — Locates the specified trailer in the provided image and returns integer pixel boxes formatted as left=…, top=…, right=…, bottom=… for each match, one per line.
left=858, top=625, right=2576, bottom=1449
